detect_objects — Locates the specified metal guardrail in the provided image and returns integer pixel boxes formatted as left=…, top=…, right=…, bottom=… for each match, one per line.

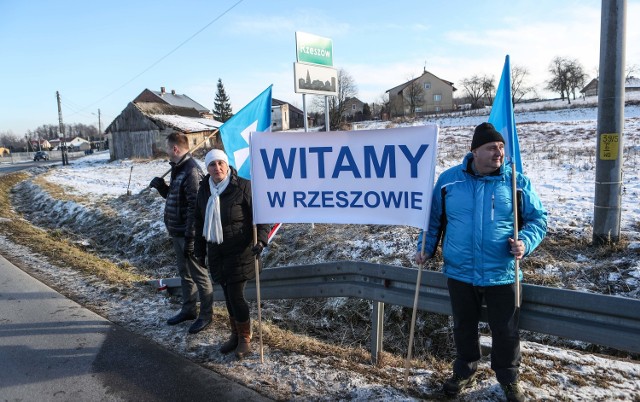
left=148, top=261, right=640, bottom=359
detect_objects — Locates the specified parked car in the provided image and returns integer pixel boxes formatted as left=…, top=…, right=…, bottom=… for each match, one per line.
left=34, top=151, right=49, bottom=161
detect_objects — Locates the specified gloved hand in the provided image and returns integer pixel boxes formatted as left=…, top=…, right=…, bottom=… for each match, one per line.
left=149, top=177, right=166, bottom=190
left=183, top=237, right=195, bottom=258
left=195, top=254, right=206, bottom=267
left=251, top=241, right=265, bottom=256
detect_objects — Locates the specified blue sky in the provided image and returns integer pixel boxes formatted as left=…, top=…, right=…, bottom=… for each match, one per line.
left=1, top=0, right=639, bottom=136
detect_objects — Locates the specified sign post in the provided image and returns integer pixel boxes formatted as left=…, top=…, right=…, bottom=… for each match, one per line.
left=294, top=31, right=338, bottom=132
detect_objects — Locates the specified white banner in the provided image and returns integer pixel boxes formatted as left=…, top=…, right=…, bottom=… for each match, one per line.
left=250, top=125, right=438, bottom=229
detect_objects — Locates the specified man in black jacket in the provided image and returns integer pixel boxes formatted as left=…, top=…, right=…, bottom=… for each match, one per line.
left=150, top=132, right=214, bottom=334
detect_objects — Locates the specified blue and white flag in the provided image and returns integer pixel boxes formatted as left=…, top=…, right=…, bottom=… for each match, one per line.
left=219, top=85, right=272, bottom=179
left=489, top=55, right=522, bottom=173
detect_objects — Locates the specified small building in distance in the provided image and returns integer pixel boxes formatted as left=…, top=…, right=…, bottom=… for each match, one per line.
left=271, top=98, right=305, bottom=131
left=106, top=87, right=222, bottom=160
left=386, top=69, right=456, bottom=117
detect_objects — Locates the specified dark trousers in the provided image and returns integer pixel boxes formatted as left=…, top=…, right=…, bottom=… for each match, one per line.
left=447, top=278, right=521, bottom=385
left=172, top=237, right=214, bottom=318
left=221, top=281, right=250, bottom=322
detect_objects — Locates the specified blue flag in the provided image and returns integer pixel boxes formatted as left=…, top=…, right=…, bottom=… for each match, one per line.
left=488, top=55, right=522, bottom=173
left=219, top=85, right=272, bottom=179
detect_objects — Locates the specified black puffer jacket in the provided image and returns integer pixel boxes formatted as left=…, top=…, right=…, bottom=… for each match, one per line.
left=162, top=154, right=203, bottom=238
left=194, top=167, right=270, bottom=284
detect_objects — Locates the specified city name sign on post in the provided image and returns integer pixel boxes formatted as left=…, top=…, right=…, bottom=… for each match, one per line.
left=293, top=62, right=338, bottom=96
left=295, top=31, right=333, bottom=66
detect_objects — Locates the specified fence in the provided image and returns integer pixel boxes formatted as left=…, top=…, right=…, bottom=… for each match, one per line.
left=148, top=261, right=640, bottom=363
left=0, top=151, right=87, bottom=163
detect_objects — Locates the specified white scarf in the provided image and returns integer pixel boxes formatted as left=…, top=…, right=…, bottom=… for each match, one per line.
left=203, top=174, right=230, bottom=244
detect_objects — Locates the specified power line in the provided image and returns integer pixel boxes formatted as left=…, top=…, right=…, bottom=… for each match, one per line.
left=60, top=98, right=96, bottom=119
left=74, top=0, right=245, bottom=114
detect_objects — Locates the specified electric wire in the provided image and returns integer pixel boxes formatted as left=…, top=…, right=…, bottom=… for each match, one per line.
left=73, top=0, right=244, bottom=115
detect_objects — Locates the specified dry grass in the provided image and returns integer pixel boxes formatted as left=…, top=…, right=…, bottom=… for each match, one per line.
left=32, top=174, right=88, bottom=204
left=0, top=172, right=145, bottom=285
left=209, top=306, right=449, bottom=398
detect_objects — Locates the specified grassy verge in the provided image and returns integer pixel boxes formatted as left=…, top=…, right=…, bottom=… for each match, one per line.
left=0, top=172, right=144, bottom=284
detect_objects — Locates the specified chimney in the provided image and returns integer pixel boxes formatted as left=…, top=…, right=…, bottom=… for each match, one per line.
left=160, top=86, right=166, bottom=95
left=171, top=89, right=176, bottom=95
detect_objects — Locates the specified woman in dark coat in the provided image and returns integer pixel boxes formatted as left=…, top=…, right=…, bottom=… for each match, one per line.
left=194, top=149, right=269, bottom=359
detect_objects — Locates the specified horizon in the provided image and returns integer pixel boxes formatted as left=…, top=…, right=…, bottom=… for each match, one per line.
left=1, top=0, right=639, bottom=137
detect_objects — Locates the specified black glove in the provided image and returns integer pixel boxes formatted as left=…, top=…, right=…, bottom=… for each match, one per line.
left=251, top=241, right=265, bottom=256
left=149, top=177, right=166, bottom=189
left=183, top=237, right=195, bottom=258
left=150, top=177, right=169, bottom=198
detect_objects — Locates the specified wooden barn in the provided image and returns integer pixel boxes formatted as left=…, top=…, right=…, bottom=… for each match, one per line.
left=106, top=88, right=222, bottom=160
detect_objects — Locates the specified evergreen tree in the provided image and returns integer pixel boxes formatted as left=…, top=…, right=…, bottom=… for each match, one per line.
left=213, top=78, right=233, bottom=122
left=362, top=103, right=372, bottom=120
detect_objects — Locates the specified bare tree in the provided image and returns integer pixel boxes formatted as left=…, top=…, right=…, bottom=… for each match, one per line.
left=404, top=77, right=425, bottom=116
left=0, top=131, right=23, bottom=151
left=567, top=60, right=587, bottom=101
left=480, top=75, right=495, bottom=106
left=28, top=123, right=98, bottom=141
left=326, top=68, right=358, bottom=130
left=461, top=75, right=487, bottom=107
left=547, top=56, right=571, bottom=103
left=626, top=64, right=639, bottom=81
left=511, top=65, right=535, bottom=104
left=372, top=92, right=389, bottom=120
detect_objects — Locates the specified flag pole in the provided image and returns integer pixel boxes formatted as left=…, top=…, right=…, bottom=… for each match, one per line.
left=512, top=162, right=520, bottom=308
left=404, top=233, right=427, bottom=389
left=253, top=225, right=264, bottom=363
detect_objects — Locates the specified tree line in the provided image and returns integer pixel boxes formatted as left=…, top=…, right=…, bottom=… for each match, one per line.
left=1, top=123, right=101, bottom=152
left=459, top=57, right=639, bottom=108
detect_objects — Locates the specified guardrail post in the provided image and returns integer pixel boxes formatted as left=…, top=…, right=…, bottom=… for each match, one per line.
left=371, top=301, right=384, bottom=365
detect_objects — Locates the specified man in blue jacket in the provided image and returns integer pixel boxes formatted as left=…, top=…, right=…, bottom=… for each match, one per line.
left=415, top=122, right=547, bottom=402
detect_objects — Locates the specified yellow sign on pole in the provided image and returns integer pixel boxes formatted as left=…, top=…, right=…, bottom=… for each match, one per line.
left=599, top=133, right=619, bottom=160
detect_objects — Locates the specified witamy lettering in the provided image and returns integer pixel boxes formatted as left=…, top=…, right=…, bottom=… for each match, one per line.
left=259, top=144, right=429, bottom=179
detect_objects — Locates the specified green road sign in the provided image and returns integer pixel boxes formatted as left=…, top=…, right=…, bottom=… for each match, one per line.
left=296, top=31, right=333, bottom=67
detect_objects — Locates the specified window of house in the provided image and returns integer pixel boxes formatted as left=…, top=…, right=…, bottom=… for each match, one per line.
left=435, top=106, right=441, bottom=112
left=352, top=104, right=356, bottom=110
left=193, top=138, right=197, bottom=145
left=433, top=94, right=442, bottom=102
left=415, top=107, right=423, bottom=113
left=424, top=82, right=431, bottom=90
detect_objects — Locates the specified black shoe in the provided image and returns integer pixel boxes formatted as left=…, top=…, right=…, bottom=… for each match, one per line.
left=442, top=372, right=476, bottom=396
left=501, top=382, right=525, bottom=402
left=167, top=311, right=197, bottom=326
left=188, top=317, right=212, bottom=334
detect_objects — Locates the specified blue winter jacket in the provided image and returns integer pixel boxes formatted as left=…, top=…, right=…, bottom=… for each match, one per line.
left=417, top=153, right=547, bottom=286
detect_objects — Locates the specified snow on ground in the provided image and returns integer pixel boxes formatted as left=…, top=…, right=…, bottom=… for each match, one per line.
left=3, top=99, right=640, bottom=401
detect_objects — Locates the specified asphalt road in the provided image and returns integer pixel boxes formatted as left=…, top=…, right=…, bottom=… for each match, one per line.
left=0, top=254, right=271, bottom=401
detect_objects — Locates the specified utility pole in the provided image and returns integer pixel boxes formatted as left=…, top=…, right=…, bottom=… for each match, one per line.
left=56, top=91, right=68, bottom=166
left=98, top=109, right=102, bottom=150
left=593, top=0, right=627, bottom=245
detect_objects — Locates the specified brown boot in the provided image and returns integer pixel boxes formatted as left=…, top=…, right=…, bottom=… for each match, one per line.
left=219, top=316, right=238, bottom=354
left=234, top=319, right=252, bottom=359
